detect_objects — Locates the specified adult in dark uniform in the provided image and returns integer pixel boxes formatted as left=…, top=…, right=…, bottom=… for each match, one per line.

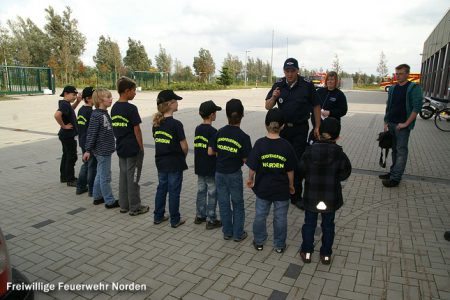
left=265, top=58, right=321, bottom=208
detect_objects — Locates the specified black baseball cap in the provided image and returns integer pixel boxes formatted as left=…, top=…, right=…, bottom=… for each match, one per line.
left=283, top=58, right=299, bottom=70
left=265, top=108, right=284, bottom=127
left=319, top=117, right=341, bottom=140
left=226, top=98, right=244, bottom=118
left=60, top=85, right=78, bottom=97
left=199, top=100, right=222, bottom=118
left=81, top=87, right=94, bottom=99
left=157, top=90, right=182, bottom=104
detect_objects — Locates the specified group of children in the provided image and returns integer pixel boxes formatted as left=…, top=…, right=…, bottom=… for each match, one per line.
left=55, top=76, right=352, bottom=264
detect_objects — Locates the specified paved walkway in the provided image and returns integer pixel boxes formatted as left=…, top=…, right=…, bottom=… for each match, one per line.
left=0, top=89, right=449, bottom=300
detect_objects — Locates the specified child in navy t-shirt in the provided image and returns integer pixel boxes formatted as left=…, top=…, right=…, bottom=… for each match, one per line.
left=194, top=100, right=222, bottom=229
left=152, top=90, right=188, bottom=228
left=208, top=99, right=252, bottom=242
left=246, top=108, right=296, bottom=253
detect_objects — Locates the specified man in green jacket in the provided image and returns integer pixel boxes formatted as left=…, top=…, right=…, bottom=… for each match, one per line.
left=379, top=64, right=423, bottom=187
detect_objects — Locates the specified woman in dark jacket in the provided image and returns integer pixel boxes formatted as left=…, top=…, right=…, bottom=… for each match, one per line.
left=316, top=71, right=348, bottom=122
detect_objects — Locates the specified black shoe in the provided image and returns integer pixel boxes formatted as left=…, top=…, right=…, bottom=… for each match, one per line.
left=274, top=247, right=285, bottom=254
left=444, top=231, right=450, bottom=242
left=105, top=200, right=120, bottom=209
left=382, top=179, right=400, bottom=187
left=76, top=188, right=88, bottom=195
left=194, top=217, right=207, bottom=224
left=67, top=179, right=78, bottom=187
left=223, top=235, right=232, bottom=240
left=206, top=220, right=222, bottom=230
left=234, top=231, right=248, bottom=242
left=320, top=255, right=331, bottom=265
left=171, top=218, right=186, bottom=228
left=154, top=215, right=169, bottom=225
left=253, top=241, right=263, bottom=251
left=129, top=206, right=149, bottom=216
left=93, top=198, right=104, bottom=205
left=378, top=173, right=390, bottom=180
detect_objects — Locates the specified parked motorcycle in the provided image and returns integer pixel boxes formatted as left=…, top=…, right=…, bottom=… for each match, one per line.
left=419, top=96, right=449, bottom=119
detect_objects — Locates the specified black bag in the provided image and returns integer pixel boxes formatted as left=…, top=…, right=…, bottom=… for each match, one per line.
left=377, top=131, right=393, bottom=168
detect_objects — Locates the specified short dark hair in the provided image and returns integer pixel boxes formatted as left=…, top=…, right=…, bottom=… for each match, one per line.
left=117, top=76, right=136, bottom=94
left=395, top=64, right=410, bottom=74
left=228, top=112, right=243, bottom=125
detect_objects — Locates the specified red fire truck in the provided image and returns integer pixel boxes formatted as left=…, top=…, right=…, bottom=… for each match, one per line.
left=308, top=72, right=327, bottom=87
left=380, top=73, right=420, bottom=92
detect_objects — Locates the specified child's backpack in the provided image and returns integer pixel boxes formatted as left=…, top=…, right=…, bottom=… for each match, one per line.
left=377, top=131, right=393, bottom=168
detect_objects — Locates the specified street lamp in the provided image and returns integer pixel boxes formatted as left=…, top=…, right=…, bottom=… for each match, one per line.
left=244, top=50, right=251, bottom=86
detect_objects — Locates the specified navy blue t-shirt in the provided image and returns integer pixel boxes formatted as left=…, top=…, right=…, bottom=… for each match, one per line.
left=388, top=82, right=410, bottom=123
left=111, top=101, right=142, bottom=157
left=209, top=125, right=252, bottom=174
left=246, top=137, right=297, bottom=201
left=194, top=124, right=217, bottom=177
left=58, top=100, right=78, bottom=139
left=152, top=116, right=188, bottom=172
left=77, top=105, right=93, bottom=151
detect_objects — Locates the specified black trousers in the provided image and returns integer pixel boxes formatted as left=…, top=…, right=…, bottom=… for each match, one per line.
left=280, top=122, right=309, bottom=201
left=59, top=137, right=78, bottom=181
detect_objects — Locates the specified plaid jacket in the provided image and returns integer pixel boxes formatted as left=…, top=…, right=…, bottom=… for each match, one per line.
left=299, top=141, right=352, bottom=212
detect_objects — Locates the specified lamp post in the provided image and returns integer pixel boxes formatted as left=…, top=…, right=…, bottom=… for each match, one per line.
left=244, top=50, right=251, bottom=86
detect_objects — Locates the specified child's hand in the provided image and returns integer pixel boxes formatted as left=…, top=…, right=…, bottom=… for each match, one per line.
left=246, top=179, right=254, bottom=188
left=63, top=123, right=73, bottom=129
left=289, top=185, right=295, bottom=195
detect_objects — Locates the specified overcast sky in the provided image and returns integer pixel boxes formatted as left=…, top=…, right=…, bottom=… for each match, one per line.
left=0, top=0, right=448, bottom=76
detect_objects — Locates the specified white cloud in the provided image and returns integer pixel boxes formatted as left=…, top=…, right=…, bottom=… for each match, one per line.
left=0, top=0, right=448, bottom=75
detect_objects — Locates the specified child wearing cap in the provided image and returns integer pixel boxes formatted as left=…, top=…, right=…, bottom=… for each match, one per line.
left=194, top=100, right=222, bottom=229
left=76, top=87, right=97, bottom=196
left=54, top=85, right=82, bottom=186
left=298, top=117, right=352, bottom=265
left=208, top=99, right=252, bottom=242
left=246, top=108, right=297, bottom=253
left=83, top=88, right=118, bottom=209
left=111, top=77, right=149, bottom=216
left=152, top=90, right=188, bottom=228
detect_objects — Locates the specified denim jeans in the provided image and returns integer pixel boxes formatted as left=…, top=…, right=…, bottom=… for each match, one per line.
left=59, top=137, right=77, bottom=181
left=301, top=210, right=336, bottom=256
left=77, top=149, right=97, bottom=195
left=154, top=171, right=183, bottom=226
left=388, top=122, right=411, bottom=182
left=216, top=170, right=245, bottom=239
left=92, top=154, right=115, bottom=205
left=119, top=151, right=144, bottom=212
left=253, top=197, right=289, bottom=248
left=196, top=176, right=217, bottom=221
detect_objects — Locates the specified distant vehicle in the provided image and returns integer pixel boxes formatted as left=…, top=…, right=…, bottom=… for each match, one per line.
left=380, top=73, right=420, bottom=92
left=307, top=72, right=327, bottom=88
left=0, top=227, right=34, bottom=300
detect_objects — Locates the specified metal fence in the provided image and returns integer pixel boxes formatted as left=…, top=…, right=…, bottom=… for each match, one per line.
left=0, top=65, right=55, bottom=95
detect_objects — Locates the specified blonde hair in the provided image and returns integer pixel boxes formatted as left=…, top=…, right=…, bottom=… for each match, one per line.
left=92, top=88, right=112, bottom=108
left=152, top=101, right=173, bottom=127
left=266, top=122, right=281, bottom=134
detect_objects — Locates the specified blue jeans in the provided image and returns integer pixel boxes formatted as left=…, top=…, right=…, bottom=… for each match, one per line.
left=92, top=155, right=115, bottom=205
left=301, top=210, right=336, bottom=256
left=216, top=170, right=245, bottom=239
left=388, top=123, right=411, bottom=182
left=154, top=171, right=183, bottom=226
left=77, top=150, right=97, bottom=195
left=253, top=197, right=289, bottom=248
left=196, top=176, right=217, bottom=221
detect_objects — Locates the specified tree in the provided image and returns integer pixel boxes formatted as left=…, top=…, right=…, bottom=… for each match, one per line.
left=172, top=58, right=194, bottom=82
left=0, top=24, right=13, bottom=65
left=376, top=51, right=389, bottom=79
left=93, top=35, right=122, bottom=83
left=222, top=53, right=242, bottom=81
left=193, top=48, right=215, bottom=83
left=155, top=44, right=172, bottom=74
left=7, top=17, right=51, bottom=67
left=216, top=66, right=233, bottom=86
left=332, top=54, right=342, bottom=75
left=123, top=38, right=151, bottom=71
left=44, top=6, right=86, bottom=84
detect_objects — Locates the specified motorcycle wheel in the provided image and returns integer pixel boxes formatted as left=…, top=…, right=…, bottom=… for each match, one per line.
left=419, top=106, right=435, bottom=119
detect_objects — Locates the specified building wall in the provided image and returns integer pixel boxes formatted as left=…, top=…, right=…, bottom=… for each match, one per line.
left=421, top=9, right=450, bottom=99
